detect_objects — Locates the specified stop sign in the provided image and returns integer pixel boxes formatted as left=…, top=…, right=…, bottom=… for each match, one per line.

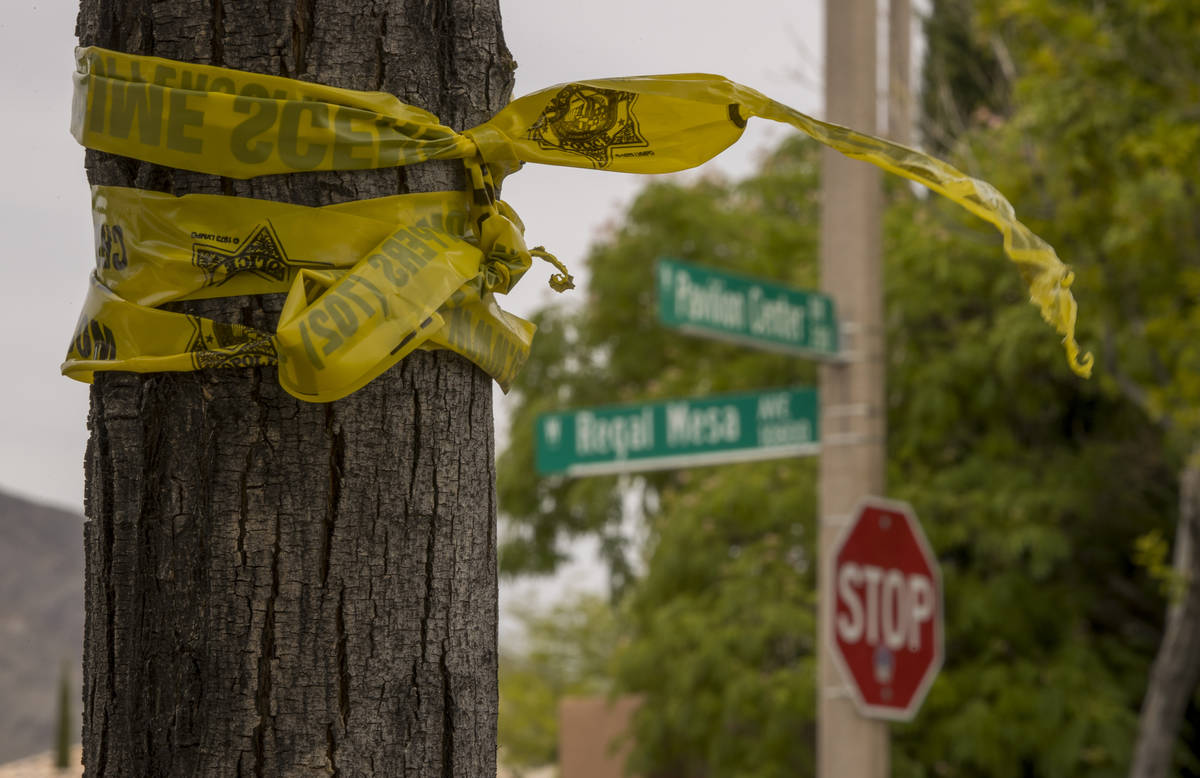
left=831, top=496, right=942, bottom=721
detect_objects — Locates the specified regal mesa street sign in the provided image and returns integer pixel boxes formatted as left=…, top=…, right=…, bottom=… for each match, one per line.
left=535, top=388, right=818, bottom=476
left=656, top=257, right=838, bottom=357
left=831, top=497, right=943, bottom=721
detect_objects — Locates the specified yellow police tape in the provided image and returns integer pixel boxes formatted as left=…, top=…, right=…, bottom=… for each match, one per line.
left=65, top=46, right=1092, bottom=401
left=67, top=186, right=537, bottom=399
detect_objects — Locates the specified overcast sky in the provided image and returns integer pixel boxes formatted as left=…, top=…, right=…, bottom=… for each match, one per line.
left=0, top=0, right=840, bottom=514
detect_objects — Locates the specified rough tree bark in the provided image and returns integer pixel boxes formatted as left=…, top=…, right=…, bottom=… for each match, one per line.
left=76, top=1, right=514, bottom=774
left=1130, top=455, right=1200, bottom=778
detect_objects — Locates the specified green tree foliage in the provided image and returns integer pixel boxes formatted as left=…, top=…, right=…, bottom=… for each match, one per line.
left=919, top=0, right=1009, bottom=151
left=617, top=460, right=818, bottom=778
left=884, top=186, right=1174, bottom=778
left=967, top=0, right=1200, bottom=438
left=954, top=2, right=1200, bottom=773
left=498, top=1, right=1199, bottom=774
left=498, top=594, right=620, bottom=770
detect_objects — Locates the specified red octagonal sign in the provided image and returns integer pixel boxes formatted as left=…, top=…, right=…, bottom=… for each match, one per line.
left=831, top=496, right=943, bottom=721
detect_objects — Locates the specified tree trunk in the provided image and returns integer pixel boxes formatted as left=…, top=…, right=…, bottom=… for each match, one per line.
left=75, top=1, right=513, bottom=775
left=1130, top=455, right=1200, bottom=778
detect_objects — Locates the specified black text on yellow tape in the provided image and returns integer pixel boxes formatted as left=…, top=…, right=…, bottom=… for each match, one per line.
left=66, top=47, right=1091, bottom=403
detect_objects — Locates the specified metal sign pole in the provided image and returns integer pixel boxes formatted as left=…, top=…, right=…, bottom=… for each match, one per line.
left=818, top=0, right=889, bottom=774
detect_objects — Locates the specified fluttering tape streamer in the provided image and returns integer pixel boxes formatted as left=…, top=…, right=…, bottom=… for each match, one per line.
left=65, top=47, right=1091, bottom=402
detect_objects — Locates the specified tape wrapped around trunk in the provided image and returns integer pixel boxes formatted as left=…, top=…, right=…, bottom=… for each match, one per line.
left=64, top=47, right=1091, bottom=402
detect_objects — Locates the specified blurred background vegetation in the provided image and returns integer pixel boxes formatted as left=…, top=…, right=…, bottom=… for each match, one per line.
left=495, top=0, right=1200, bottom=775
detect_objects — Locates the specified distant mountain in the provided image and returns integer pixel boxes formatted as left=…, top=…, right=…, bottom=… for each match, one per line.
left=0, top=491, right=84, bottom=763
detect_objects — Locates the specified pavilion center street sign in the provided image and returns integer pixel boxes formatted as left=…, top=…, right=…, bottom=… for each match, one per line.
left=536, top=387, right=819, bottom=476
left=657, top=257, right=839, bottom=358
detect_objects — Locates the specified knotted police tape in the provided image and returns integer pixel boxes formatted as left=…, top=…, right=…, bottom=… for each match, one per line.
left=65, top=47, right=1091, bottom=402
left=72, top=186, right=547, bottom=399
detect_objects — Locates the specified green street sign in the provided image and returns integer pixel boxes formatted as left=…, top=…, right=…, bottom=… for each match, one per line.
left=536, top=387, right=819, bottom=476
left=656, top=257, right=839, bottom=357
